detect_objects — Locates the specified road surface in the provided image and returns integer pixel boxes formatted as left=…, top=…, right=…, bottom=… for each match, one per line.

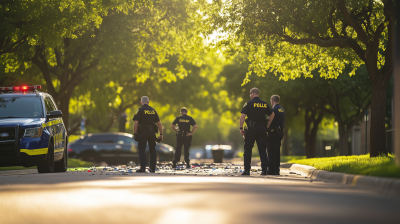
left=0, top=169, right=399, bottom=224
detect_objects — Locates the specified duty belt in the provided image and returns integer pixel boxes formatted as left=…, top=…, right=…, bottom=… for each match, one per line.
left=268, top=126, right=282, bottom=134
left=247, top=119, right=266, bottom=130
left=138, top=124, right=157, bottom=133
left=178, top=131, right=191, bottom=137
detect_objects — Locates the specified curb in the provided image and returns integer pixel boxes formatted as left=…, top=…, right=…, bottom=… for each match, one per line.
left=289, top=164, right=400, bottom=197
left=0, top=169, right=38, bottom=175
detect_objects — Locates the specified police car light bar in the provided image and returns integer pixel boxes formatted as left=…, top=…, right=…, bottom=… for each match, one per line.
left=0, top=85, right=41, bottom=92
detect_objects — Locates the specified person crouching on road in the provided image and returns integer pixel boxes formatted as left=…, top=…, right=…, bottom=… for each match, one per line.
left=170, top=107, right=197, bottom=169
left=239, top=88, right=275, bottom=176
left=133, top=96, right=163, bottom=173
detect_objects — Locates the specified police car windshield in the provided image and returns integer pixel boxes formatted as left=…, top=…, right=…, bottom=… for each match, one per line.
left=0, top=97, right=43, bottom=118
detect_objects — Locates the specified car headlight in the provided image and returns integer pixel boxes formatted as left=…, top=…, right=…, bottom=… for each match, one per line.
left=24, top=127, right=42, bottom=138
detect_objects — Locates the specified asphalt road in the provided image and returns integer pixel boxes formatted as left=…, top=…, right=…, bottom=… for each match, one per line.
left=0, top=169, right=399, bottom=224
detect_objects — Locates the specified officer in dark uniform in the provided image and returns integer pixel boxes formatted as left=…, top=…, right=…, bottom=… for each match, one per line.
left=133, top=96, right=163, bottom=173
left=170, top=107, right=197, bottom=169
left=240, top=88, right=275, bottom=175
left=267, top=95, right=285, bottom=175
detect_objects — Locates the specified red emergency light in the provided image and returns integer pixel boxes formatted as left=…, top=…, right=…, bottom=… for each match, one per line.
left=0, top=85, right=41, bottom=92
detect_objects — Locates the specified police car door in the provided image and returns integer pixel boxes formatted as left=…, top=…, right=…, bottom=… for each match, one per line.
left=43, top=96, right=63, bottom=159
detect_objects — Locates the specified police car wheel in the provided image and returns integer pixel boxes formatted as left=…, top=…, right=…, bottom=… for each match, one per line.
left=37, top=142, right=55, bottom=173
left=55, top=145, right=67, bottom=172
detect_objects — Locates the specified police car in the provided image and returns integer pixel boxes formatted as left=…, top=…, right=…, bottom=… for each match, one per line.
left=0, top=85, right=68, bottom=173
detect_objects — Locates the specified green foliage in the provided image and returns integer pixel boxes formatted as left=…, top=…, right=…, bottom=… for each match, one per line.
left=202, top=0, right=394, bottom=157
left=2, top=0, right=206, bottom=133
left=68, top=135, right=82, bottom=144
left=289, top=154, right=400, bottom=178
left=203, top=0, right=390, bottom=82
left=0, top=0, right=125, bottom=54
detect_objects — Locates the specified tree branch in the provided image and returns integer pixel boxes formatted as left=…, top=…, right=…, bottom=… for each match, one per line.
left=279, top=34, right=366, bottom=61
left=328, top=6, right=339, bottom=38
left=334, top=0, right=369, bottom=45
left=0, top=35, right=27, bottom=55
left=30, top=45, right=57, bottom=97
left=382, top=0, right=394, bottom=80
left=56, top=57, right=100, bottom=101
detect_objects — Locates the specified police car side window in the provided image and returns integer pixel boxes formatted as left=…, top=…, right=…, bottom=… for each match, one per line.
left=49, top=97, right=57, bottom=110
left=44, top=97, right=55, bottom=114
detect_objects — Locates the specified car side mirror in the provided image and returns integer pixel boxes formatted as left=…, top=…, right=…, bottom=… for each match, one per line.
left=47, top=110, right=62, bottom=119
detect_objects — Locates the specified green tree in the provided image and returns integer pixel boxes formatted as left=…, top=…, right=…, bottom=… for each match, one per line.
left=204, top=0, right=394, bottom=157
left=315, top=67, right=371, bottom=155
left=0, top=0, right=117, bottom=56
left=4, top=0, right=204, bottom=132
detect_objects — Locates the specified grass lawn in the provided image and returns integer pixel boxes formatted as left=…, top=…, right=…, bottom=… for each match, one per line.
left=288, top=154, right=400, bottom=178
left=0, top=158, right=93, bottom=171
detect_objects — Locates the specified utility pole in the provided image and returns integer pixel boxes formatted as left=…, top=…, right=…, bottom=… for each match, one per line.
left=395, top=3, right=400, bottom=165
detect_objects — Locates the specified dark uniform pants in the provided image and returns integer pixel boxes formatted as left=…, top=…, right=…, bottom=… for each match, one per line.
left=173, top=133, right=192, bottom=165
left=138, top=131, right=157, bottom=170
left=267, top=132, right=284, bottom=174
left=244, top=124, right=268, bottom=171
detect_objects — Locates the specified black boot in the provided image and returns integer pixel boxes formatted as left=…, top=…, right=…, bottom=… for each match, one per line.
left=172, top=163, right=177, bottom=169
left=267, top=168, right=275, bottom=175
left=136, top=168, right=146, bottom=173
left=241, top=170, right=250, bottom=175
left=260, top=171, right=267, bottom=176
left=149, top=168, right=155, bottom=173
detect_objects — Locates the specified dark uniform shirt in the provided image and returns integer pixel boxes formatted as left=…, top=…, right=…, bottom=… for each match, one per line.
left=241, top=97, right=273, bottom=122
left=132, top=104, right=160, bottom=124
left=172, top=115, right=196, bottom=132
left=269, top=104, right=285, bottom=129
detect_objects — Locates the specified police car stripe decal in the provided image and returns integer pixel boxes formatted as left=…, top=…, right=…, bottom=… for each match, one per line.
left=20, top=148, right=48, bottom=155
left=42, top=119, right=63, bottom=128
left=54, top=147, right=64, bottom=153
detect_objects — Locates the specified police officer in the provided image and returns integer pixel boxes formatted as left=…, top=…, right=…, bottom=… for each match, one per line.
left=239, top=88, right=275, bottom=175
left=170, top=107, right=197, bottom=169
left=267, top=95, right=285, bottom=175
left=133, top=96, right=163, bottom=173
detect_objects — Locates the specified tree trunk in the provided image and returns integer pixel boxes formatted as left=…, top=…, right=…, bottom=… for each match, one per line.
left=304, top=110, right=312, bottom=158
left=307, top=132, right=318, bottom=158
left=370, top=81, right=390, bottom=156
left=282, top=127, right=289, bottom=156
left=337, top=122, right=350, bottom=156
left=304, top=109, right=324, bottom=158
left=58, top=94, right=72, bottom=132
